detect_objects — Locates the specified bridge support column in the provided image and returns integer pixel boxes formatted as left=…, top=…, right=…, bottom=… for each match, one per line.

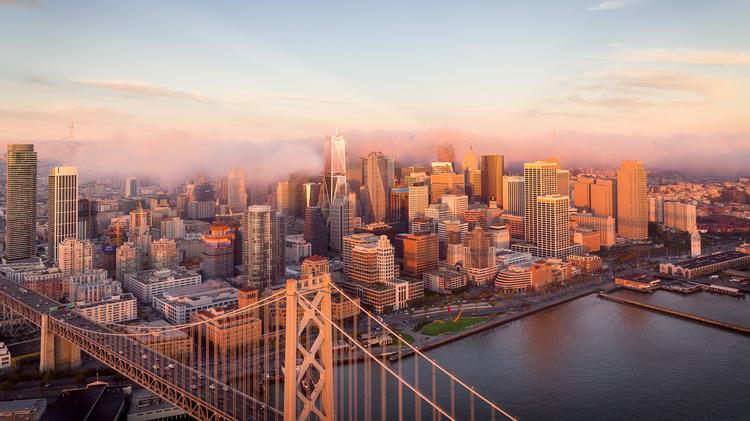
left=39, top=314, right=81, bottom=372
left=284, top=277, right=334, bottom=421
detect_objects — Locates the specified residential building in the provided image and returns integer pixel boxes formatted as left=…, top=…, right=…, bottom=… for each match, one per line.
left=502, top=176, right=524, bottom=216
left=57, top=238, right=94, bottom=276
left=201, top=223, right=235, bottom=279
left=5, top=144, right=37, bottom=262
left=75, top=293, right=137, bottom=323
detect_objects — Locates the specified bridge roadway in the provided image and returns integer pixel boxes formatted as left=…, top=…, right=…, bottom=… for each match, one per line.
left=0, top=275, right=280, bottom=421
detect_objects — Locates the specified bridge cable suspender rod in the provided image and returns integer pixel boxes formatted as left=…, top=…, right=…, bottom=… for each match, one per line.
left=326, top=282, right=517, bottom=421
left=295, top=290, right=457, bottom=421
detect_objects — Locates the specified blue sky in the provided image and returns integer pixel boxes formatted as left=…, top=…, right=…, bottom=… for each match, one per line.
left=1, top=0, right=749, bottom=174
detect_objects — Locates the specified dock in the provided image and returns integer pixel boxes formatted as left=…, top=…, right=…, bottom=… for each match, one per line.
left=598, top=292, right=750, bottom=336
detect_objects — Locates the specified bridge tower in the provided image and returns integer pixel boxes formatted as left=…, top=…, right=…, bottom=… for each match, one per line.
left=39, top=314, right=81, bottom=372
left=284, top=277, right=335, bottom=421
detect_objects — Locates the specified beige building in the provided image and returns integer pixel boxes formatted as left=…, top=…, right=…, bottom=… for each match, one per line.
left=571, top=213, right=615, bottom=247
left=617, top=160, right=649, bottom=239
left=150, top=238, right=179, bottom=270
left=48, top=166, right=79, bottom=264
left=57, top=238, right=94, bottom=276
left=663, top=201, right=697, bottom=233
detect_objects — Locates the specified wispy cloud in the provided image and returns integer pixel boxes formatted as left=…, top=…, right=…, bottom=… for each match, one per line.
left=242, top=92, right=351, bottom=105
left=587, top=0, right=639, bottom=11
left=0, top=0, right=41, bottom=7
left=613, top=47, right=750, bottom=65
left=74, top=79, right=213, bottom=104
left=593, top=71, right=734, bottom=97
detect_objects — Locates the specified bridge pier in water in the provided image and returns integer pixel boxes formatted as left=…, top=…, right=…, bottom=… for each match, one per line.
left=39, top=314, right=81, bottom=372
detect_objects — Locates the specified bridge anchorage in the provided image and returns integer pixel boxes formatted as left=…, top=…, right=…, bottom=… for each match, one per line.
left=0, top=274, right=516, bottom=421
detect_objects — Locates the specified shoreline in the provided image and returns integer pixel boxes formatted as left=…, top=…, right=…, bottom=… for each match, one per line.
left=391, top=286, right=608, bottom=361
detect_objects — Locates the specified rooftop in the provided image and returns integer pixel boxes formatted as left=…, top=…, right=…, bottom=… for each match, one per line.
left=127, top=267, right=200, bottom=284
left=672, top=250, right=749, bottom=269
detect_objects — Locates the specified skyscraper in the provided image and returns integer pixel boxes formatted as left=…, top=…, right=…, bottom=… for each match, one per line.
left=202, top=223, right=236, bottom=279
left=242, top=205, right=273, bottom=288
left=556, top=169, right=570, bottom=198
left=437, top=144, right=455, bottom=167
left=226, top=169, right=248, bottom=212
left=617, top=160, right=648, bottom=239
left=480, top=154, right=504, bottom=204
left=463, top=146, right=479, bottom=171
left=523, top=161, right=557, bottom=244
left=304, top=206, right=328, bottom=256
left=430, top=173, right=464, bottom=204
left=502, top=176, right=524, bottom=216
left=322, top=133, right=347, bottom=211
left=48, top=166, right=79, bottom=264
left=329, top=195, right=352, bottom=255
left=124, top=176, right=137, bottom=198
left=276, top=180, right=291, bottom=215
left=389, top=187, right=409, bottom=222
left=5, top=144, right=37, bottom=262
left=590, top=179, right=616, bottom=218
left=441, top=194, right=468, bottom=221
left=363, top=151, right=391, bottom=223
left=302, top=182, right=321, bottom=209
left=535, top=194, right=571, bottom=256
left=407, top=184, right=429, bottom=222
left=271, top=212, right=286, bottom=283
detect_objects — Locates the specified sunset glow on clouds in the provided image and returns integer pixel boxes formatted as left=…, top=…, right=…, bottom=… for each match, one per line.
left=0, top=0, right=749, bottom=175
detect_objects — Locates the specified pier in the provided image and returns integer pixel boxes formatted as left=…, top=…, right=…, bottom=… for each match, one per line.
left=598, top=292, right=750, bottom=336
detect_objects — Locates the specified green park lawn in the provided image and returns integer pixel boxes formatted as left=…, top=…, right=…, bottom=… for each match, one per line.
left=419, top=317, right=488, bottom=336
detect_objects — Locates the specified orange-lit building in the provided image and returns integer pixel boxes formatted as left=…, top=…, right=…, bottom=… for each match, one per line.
left=568, top=255, right=603, bottom=273
left=192, top=306, right=263, bottom=353
left=401, top=232, right=439, bottom=276
left=201, top=223, right=236, bottom=279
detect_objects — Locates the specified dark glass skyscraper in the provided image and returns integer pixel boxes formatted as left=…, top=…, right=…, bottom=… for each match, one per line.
left=5, top=144, right=37, bottom=262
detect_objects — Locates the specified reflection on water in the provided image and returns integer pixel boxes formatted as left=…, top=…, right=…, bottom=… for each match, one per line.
left=420, top=294, right=750, bottom=420
left=613, top=288, right=750, bottom=326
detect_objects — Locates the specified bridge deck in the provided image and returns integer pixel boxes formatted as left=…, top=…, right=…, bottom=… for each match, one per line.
left=0, top=275, right=280, bottom=421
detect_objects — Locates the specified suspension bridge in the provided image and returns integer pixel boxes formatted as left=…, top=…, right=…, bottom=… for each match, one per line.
left=0, top=273, right=515, bottom=421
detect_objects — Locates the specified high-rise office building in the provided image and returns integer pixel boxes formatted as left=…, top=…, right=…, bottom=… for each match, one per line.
left=276, top=180, right=291, bottom=215
left=242, top=205, right=273, bottom=288
left=523, top=161, right=557, bottom=244
left=502, top=176, right=524, bottom=216
left=466, top=169, right=482, bottom=202
left=124, top=176, right=137, bottom=198
left=463, top=146, right=479, bottom=171
left=617, top=160, right=648, bottom=239
left=329, top=195, right=352, bottom=255
left=226, top=169, right=248, bottom=212
left=160, top=217, right=186, bottom=240
left=304, top=206, right=328, bottom=257
left=573, top=176, right=595, bottom=209
left=480, top=154, right=504, bottom=204
left=535, top=195, right=571, bottom=256
left=48, top=166, right=79, bottom=264
left=401, top=232, right=439, bottom=276
left=5, top=144, right=37, bottom=262
left=363, top=151, right=391, bottom=223
left=556, top=169, right=570, bottom=198
left=202, top=223, right=236, bottom=279
left=590, top=179, right=616, bottom=218
left=322, top=133, right=347, bottom=211
left=271, top=212, right=286, bottom=284
left=57, top=238, right=94, bottom=276
left=430, top=173, right=464, bottom=204
left=441, top=194, right=468, bottom=221
left=302, top=182, right=321, bottom=209
left=389, top=187, right=409, bottom=222
left=407, top=184, right=429, bottom=222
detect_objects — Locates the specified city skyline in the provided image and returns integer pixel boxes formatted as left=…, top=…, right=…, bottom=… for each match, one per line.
left=1, top=1, right=750, bottom=178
